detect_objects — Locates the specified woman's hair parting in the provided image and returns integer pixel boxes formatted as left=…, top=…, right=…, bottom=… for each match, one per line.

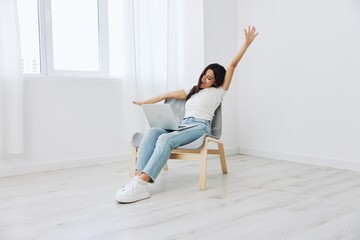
left=186, top=63, right=226, bottom=101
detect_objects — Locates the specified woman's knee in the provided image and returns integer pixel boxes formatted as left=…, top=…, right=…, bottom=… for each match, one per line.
left=157, top=134, right=175, bottom=149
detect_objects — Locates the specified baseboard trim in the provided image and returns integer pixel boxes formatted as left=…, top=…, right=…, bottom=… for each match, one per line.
left=0, top=147, right=240, bottom=178
left=223, top=147, right=239, bottom=156
left=5, top=147, right=357, bottom=178
left=0, top=154, right=129, bottom=178
left=239, top=147, right=360, bottom=172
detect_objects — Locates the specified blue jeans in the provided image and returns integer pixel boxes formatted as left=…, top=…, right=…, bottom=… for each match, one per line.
left=136, top=117, right=211, bottom=182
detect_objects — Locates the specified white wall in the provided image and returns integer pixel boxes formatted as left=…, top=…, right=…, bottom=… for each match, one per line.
left=177, top=0, right=205, bottom=88
left=204, top=0, right=239, bottom=153
left=0, top=78, right=136, bottom=176
left=237, top=0, right=360, bottom=170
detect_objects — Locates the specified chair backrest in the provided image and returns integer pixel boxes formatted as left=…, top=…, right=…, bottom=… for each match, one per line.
left=164, top=98, right=222, bottom=138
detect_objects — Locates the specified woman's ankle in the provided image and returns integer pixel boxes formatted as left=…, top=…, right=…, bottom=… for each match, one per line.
left=140, top=173, right=151, bottom=182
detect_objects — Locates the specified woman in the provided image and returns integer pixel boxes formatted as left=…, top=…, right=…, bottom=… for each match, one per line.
left=115, top=26, right=258, bottom=203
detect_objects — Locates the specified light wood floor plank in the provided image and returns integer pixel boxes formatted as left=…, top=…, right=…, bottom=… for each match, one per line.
left=1, top=154, right=360, bottom=240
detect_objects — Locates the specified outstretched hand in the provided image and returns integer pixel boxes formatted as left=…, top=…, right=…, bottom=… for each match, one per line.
left=244, top=26, right=259, bottom=44
left=132, top=101, right=144, bottom=105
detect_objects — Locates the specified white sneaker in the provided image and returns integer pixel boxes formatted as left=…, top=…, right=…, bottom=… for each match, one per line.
left=117, top=178, right=135, bottom=193
left=115, top=177, right=150, bottom=203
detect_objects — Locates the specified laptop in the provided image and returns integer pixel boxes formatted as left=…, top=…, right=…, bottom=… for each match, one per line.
left=141, top=104, right=197, bottom=131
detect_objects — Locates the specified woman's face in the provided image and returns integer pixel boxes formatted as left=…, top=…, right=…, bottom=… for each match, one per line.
left=200, top=69, right=215, bottom=89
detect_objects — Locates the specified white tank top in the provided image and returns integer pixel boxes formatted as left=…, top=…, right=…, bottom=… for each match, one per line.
left=184, top=87, right=226, bottom=121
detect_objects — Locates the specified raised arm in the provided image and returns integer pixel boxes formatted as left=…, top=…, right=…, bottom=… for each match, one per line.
left=132, top=89, right=187, bottom=105
left=222, top=26, right=258, bottom=91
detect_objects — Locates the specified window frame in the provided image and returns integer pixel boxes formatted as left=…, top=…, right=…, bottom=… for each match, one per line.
left=24, top=0, right=110, bottom=78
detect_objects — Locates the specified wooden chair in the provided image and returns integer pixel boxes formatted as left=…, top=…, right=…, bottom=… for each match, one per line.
left=130, top=99, right=227, bottom=190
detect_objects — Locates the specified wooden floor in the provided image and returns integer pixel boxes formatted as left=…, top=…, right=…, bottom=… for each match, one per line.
left=1, top=154, right=360, bottom=240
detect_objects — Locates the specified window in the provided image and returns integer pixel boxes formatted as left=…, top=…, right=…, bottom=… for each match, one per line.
left=17, top=0, right=123, bottom=77
left=51, top=0, right=100, bottom=72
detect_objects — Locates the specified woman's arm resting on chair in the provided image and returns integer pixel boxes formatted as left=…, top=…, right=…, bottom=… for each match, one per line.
left=222, top=26, right=259, bottom=91
left=132, top=89, right=187, bottom=105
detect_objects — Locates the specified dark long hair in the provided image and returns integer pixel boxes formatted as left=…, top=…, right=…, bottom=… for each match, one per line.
left=186, top=63, right=226, bottom=101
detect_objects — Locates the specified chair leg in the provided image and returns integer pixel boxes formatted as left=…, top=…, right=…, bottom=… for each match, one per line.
left=130, top=146, right=137, bottom=178
left=163, top=163, right=169, bottom=171
left=217, top=142, right=227, bottom=174
left=199, top=142, right=208, bottom=190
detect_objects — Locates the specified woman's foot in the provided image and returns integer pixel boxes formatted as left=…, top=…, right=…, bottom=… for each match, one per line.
left=115, top=177, right=150, bottom=203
